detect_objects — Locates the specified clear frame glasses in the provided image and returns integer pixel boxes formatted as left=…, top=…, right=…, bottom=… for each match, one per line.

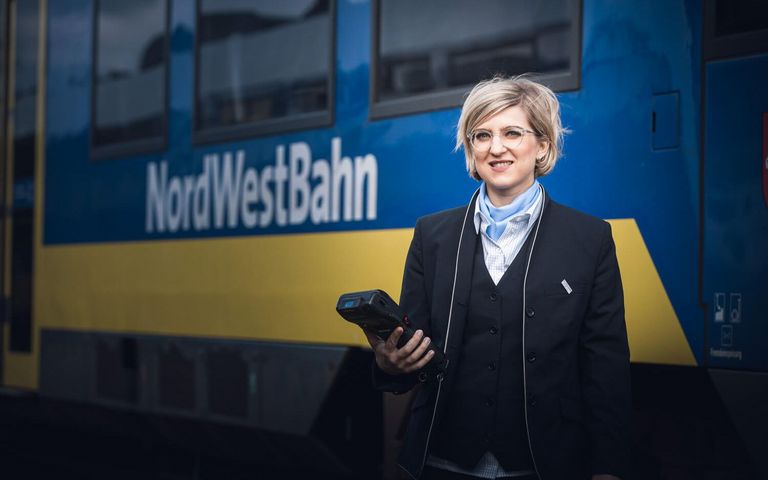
left=468, top=127, right=539, bottom=152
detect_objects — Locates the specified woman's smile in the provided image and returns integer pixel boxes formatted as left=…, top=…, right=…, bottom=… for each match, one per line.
left=488, top=159, right=515, bottom=170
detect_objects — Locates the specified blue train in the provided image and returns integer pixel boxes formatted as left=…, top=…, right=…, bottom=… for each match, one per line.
left=1, top=0, right=766, bottom=478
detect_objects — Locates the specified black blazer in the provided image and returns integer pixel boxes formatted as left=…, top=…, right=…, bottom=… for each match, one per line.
left=374, top=189, right=631, bottom=480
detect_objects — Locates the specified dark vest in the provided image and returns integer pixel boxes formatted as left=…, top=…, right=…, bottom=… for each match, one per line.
left=430, top=232, right=535, bottom=471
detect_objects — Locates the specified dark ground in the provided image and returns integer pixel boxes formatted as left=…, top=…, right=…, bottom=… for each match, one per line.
left=0, top=391, right=360, bottom=480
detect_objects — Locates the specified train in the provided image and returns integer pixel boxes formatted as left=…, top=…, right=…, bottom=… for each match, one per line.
left=1, top=0, right=766, bottom=478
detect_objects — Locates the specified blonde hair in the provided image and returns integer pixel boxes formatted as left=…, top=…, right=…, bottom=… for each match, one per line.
left=456, top=75, right=566, bottom=180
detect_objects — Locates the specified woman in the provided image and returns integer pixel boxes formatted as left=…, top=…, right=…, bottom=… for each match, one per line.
left=366, top=76, right=631, bottom=480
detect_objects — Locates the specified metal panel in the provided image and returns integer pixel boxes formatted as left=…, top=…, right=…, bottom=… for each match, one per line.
left=652, top=92, right=680, bottom=150
left=39, top=329, right=93, bottom=401
left=703, top=53, right=768, bottom=371
left=95, top=336, right=139, bottom=404
left=256, top=343, right=345, bottom=435
left=157, top=341, right=196, bottom=411
left=205, top=345, right=248, bottom=418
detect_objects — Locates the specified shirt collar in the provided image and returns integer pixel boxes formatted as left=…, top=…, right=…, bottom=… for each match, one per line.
left=474, top=182, right=542, bottom=235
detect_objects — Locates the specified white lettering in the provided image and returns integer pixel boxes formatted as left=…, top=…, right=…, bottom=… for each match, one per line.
left=144, top=137, right=378, bottom=234
left=331, top=137, right=353, bottom=222
left=289, top=142, right=311, bottom=225
left=241, top=167, right=259, bottom=228
left=146, top=161, right=167, bottom=233
left=274, top=145, right=288, bottom=227
left=259, top=165, right=274, bottom=227
left=310, top=159, right=330, bottom=224
left=354, top=154, right=378, bottom=221
left=709, top=348, right=742, bottom=361
left=211, top=151, right=244, bottom=228
left=182, top=175, right=194, bottom=230
left=193, top=158, right=210, bottom=230
left=167, top=177, right=183, bottom=232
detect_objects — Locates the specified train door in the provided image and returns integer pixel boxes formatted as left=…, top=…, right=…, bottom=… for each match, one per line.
left=701, top=2, right=768, bottom=477
left=2, top=0, right=43, bottom=389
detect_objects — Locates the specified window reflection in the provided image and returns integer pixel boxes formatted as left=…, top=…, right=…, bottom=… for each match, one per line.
left=94, top=0, right=167, bottom=148
left=9, top=0, right=39, bottom=353
left=14, top=0, right=38, bottom=179
left=196, top=0, right=331, bottom=132
left=376, top=0, right=574, bottom=102
left=714, top=0, right=768, bottom=37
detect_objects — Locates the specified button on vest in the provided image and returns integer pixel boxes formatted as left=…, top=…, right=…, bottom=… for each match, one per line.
left=431, top=233, right=535, bottom=471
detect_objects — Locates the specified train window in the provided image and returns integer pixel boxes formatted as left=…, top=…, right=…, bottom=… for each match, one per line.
left=714, top=1, right=768, bottom=37
left=92, top=0, right=169, bottom=159
left=8, top=0, right=40, bottom=352
left=194, top=0, right=334, bottom=143
left=371, top=0, right=581, bottom=119
left=704, top=0, right=768, bottom=60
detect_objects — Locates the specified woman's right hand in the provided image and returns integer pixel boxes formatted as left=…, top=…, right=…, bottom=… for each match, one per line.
left=364, top=327, right=435, bottom=376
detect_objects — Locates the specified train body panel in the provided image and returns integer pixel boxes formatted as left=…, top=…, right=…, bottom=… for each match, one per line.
left=704, top=53, right=768, bottom=371
left=1, top=0, right=766, bottom=477
left=39, top=0, right=703, bottom=366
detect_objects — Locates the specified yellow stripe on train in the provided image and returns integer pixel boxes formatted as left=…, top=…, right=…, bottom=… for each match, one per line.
left=610, top=219, right=696, bottom=366
left=4, top=219, right=696, bottom=389
left=33, top=230, right=412, bottom=346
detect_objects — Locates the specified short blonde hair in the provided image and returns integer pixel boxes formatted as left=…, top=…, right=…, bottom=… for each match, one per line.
left=456, top=75, right=566, bottom=180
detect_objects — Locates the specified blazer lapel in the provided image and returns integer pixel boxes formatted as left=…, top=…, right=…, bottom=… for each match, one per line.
left=443, top=192, right=479, bottom=359
left=523, top=186, right=551, bottom=294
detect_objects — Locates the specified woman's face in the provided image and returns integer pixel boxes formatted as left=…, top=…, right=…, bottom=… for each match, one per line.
left=471, top=105, right=547, bottom=205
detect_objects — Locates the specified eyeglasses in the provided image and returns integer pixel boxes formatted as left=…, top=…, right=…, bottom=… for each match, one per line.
left=468, top=127, right=539, bottom=152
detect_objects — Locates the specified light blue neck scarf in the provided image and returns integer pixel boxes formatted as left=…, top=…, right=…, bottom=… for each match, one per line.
left=478, top=180, right=540, bottom=241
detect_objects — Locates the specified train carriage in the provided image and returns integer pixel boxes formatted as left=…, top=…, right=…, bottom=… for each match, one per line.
left=1, top=0, right=766, bottom=478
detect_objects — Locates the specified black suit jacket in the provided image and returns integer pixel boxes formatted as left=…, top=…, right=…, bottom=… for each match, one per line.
left=374, top=189, right=631, bottom=480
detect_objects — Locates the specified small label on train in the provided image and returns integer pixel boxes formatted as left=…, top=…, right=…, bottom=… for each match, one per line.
left=145, top=137, right=378, bottom=233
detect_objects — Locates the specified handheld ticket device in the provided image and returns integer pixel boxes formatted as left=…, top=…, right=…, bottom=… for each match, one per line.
left=336, top=289, right=446, bottom=382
